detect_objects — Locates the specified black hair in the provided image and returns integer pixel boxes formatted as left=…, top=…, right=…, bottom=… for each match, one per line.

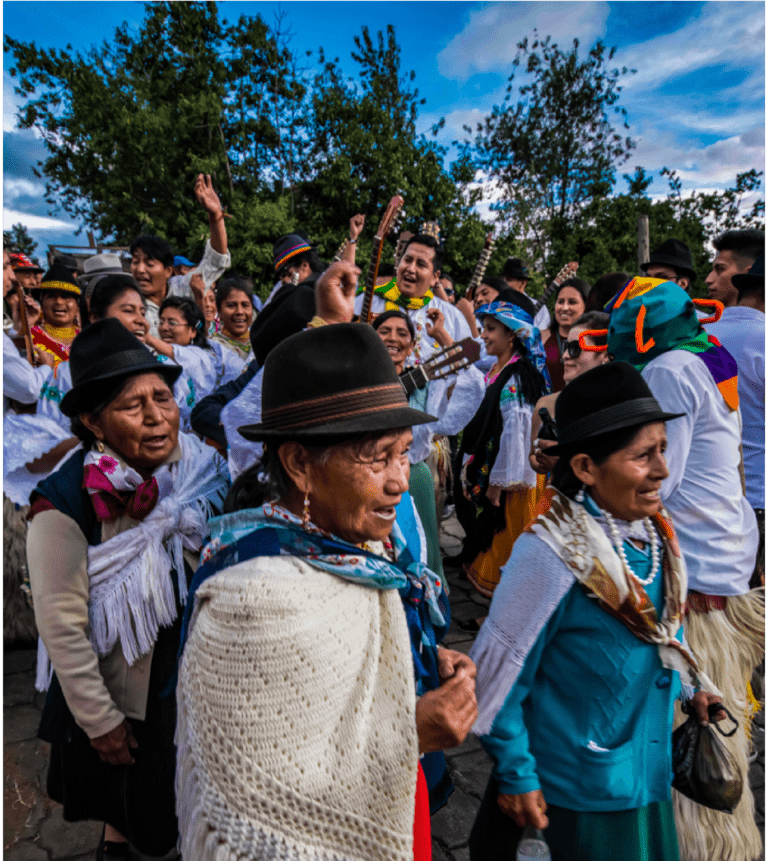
left=402, top=234, right=443, bottom=274
left=89, top=275, right=145, bottom=321
left=441, top=273, right=455, bottom=288
left=480, top=276, right=508, bottom=295
left=570, top=311, right=610, bottom=346
left=551, top=423, right=650, bottom=500
left=371, top=309, right=416, bottom=341
left=224, top=429, right=408, bottom=513
left=712, top=230, right=765, bottom=270
left=129, top=235, right=174, bottom=268
left=555, top=277, right=591, bottom=305
left=586, top=272, right=630, bottom=312
left=216, top=277, right=254, bottom=311
left=159, top=295, right=209, bottom=349
left=377, top=262, right=395, bottom=279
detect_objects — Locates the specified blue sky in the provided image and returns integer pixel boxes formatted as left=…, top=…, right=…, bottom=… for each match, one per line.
left=3, top=1, right=765, bottom=259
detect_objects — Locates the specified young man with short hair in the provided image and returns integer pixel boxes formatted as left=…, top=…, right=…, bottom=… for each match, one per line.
left=705, top=229, right=764, bottom=307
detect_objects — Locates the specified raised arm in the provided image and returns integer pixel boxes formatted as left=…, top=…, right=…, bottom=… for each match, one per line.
left=341, top=214, right=365, bottom=264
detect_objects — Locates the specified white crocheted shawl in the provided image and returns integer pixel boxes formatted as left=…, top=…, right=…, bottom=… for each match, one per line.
left=176, top=555, right=419, bottom=861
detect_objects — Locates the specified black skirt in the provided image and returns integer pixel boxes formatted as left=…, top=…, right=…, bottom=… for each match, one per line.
left=40, top=614, right=181, bottom=856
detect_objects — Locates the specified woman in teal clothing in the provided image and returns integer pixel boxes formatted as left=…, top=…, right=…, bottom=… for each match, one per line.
left=468, top=362, right=726, bottom=861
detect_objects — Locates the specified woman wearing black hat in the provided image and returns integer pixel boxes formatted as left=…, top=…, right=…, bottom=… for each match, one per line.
left=468, top=362, right=726, bottom=861
left=175, top=297, right=477, bottom=860
left=30, top=260, right=82, bottom=367
left=26, top=319, right=229, bottom=860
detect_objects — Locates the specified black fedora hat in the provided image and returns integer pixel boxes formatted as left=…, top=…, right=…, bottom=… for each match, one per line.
left=546, top=361, right=683, bottom=456
left=732, top=253, right=764, bottom=295
left=238, top=323, right=436, bottom=441
left=641, top=238, right=696, bottom=284
left=37, top=260, right=81, bottom=297
left=60, top=318, right=182, bottom=417
left=249, top=281, right=317, bottom=367
left=501, top=257, right=529, bottom=281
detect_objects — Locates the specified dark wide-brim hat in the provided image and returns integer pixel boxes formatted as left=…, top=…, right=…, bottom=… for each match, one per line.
left=501, top=257, right=529, bottom=281
left=38, top=260, right=81, bottom=297
left=641, top=238, right=696, bottom=284
left=60, top=318, right=182, bottom=417
left=546, top=361, right=684, bottom=456
left=238, top=323, right=437, bottom=441
left=732, top=253, right=764, bottom=294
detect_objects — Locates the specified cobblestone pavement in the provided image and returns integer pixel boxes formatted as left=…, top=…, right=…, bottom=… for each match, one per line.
left=3, top=513, right=764, bottom=860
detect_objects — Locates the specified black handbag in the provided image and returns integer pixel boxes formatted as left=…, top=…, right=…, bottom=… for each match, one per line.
left=672, top=701, right=743, bottom=813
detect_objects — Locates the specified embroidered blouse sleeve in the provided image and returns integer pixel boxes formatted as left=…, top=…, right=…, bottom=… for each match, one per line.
left=27, top=509, right=125, bottom=739
left=177, top=239, right=232, bottom=294
left=172, top=344, right=220, bottom=400
left=470, top=535, right=573, bottom=795
left=488, top=385, right=537, bottom=489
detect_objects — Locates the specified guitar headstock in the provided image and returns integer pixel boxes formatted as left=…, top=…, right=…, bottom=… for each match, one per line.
left=553, top=261, right=579, bottom=286
left=374, top=195, right=405, bottom=244
left=423, top=337, right=481, bottom=382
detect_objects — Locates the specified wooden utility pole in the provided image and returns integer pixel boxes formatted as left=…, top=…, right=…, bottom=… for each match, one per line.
left=637, top=215, right=650, bottom=272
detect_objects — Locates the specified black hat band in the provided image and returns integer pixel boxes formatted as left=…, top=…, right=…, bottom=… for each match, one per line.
left=557, top=397, right=666, bottom=446
left=261, top=383, right=408, bottom=431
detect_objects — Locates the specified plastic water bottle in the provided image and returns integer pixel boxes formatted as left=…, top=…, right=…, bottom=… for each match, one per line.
left=516, top=825, right=551, bottom=861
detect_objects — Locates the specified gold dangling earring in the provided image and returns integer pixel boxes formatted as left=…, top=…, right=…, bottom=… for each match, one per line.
left=95, top=440, right=105, bottom=453
left=302, top=491, right=311, bottom=530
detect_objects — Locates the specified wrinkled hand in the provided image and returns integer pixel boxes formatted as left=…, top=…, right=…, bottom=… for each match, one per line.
left=497, top=790, right=549, bottom=829
left=437, top=647, right=477, bottom=683
left=485, top=484, right=503, bottom=507
left=416, top=670, right=477, bottom=754
left=315, top=261, right=360, bottom=325
left=349, top=213, right=365, bottom=241
left=194, top=173, right=223, bottom=216
left=90, top=719, right=138, bottom=766
left=691, top=691, right=726, bottom=727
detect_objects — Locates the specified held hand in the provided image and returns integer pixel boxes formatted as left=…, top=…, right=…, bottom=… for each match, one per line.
left=189, top=273, right=206, bottom=305
left=90, top=719, right=138, bottom=766
left=33, top=347, right=55, bottom=368
left=194, top=173, right=223, bottom=216
left=691, top=691, right=726, bottom=727
left=415, top=671, right=477, bottom=754
left=349, top=213, right=365, bottom=241
left=533, top=440, right=559, bottom=475
left=497, top=790, right=549, bottom=829
left=437, top=647, right=477, bottom=683
left=426, top=307, right=453, bottom=347
left=485, top=484, right=503, bottom=507
left=315, top=261, right=360, bottom=325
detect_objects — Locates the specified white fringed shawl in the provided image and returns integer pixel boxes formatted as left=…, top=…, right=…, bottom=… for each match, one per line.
left=36, top=433, right=229, bottom=690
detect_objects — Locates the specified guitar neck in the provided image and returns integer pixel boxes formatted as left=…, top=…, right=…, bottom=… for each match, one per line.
left=399, top=365, right=427, bottom=396
left=359, top=234, right=385, bottom=325
left=467, top=237, right=494, bottom=298
left=533, top=264, right=578, bottom=314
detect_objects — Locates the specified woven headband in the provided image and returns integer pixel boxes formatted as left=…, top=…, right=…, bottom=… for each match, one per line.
left=261, top=383, right=407, bottom=431
left=274, top=241, right=311, bottom=272
left=39, top=279, right=81, bottom=296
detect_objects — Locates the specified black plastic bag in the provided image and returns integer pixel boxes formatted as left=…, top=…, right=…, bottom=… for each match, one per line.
left=672, top=702, right=743, bottom=813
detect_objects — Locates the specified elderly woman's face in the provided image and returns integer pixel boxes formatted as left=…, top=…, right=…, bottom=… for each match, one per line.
left=580, top=422, right=669, bottom=522
left=304, top=429, right=412, bottom=545
left=83, top=373, right=179, bottom=476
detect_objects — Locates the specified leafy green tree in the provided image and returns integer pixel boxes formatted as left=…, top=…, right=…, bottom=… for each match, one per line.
left=458, top=32, right=636, bottom=269
left=3, top=223, right=38, bottom=258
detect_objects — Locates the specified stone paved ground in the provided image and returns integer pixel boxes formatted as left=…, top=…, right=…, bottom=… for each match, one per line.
left=3, top=513, right=764, bottom=860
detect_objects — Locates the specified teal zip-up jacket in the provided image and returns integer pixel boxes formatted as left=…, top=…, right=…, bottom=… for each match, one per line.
left=478, top=533, right=682, bottom=812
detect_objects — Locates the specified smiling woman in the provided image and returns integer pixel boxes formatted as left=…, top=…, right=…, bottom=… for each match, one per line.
left=30, top=260, right=82, bottom=366
left=210, top=277, right=254, bottom=361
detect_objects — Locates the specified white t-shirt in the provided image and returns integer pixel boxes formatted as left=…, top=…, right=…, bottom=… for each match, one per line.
left=642, top=349, right=758, bottom=595
left=707, top=307, right=765, bottom=509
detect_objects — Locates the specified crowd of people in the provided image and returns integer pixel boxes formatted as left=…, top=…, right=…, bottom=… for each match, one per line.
left=2, top=175, right=765, bottom=861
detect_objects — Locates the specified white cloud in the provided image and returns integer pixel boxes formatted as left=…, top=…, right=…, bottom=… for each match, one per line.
left=616, top=3, right=764, bottom=93
left=3, top=177, right=46, bottom=203
left=3, top=71, right=23, bottom=133
left=3, top=209, right=73, bottom=231
left=437, top=1, right=610, bottom=80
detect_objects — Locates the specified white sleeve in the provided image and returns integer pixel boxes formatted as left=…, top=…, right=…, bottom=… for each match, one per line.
left=222, top=366, right=265, bottom=482
left=488, top=395, right=536, bottom=489
left=178, top=239, right=232, bottom=293
left=534, top=305, right=551, bottom=331
left=433, top=366, right=485, bottom=436
left=440, top=300, right=472, bottom=341
left=3, top=333, right=53, bottom=404
left=642, top=357, right=699, bottom=501
left=172, top=344, right=221, bottom=400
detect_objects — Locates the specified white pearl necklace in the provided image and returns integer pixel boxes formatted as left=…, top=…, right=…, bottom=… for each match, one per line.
left=600, top=506, right=661, bottom=587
